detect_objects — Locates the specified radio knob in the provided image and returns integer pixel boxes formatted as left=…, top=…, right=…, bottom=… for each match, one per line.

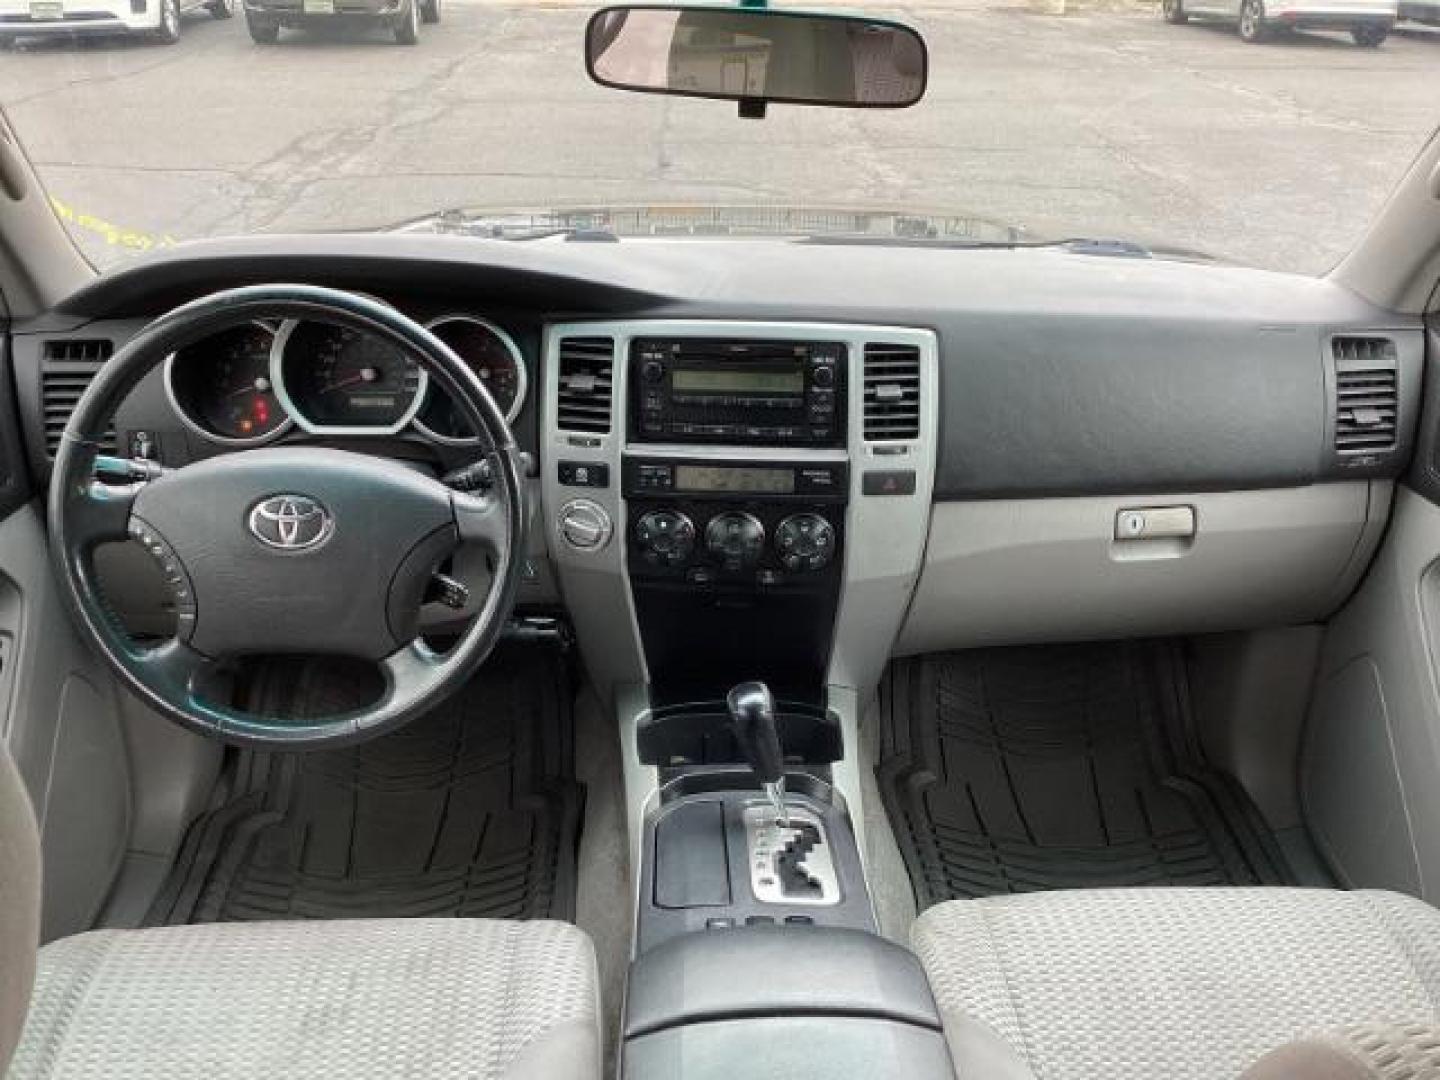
left=559, top=500, right=613, bottom=552
left=812, top=365, right=836, bottom=388
left=775, top=513, right=836, bottom=572
left=635, top=510, right=696, bottom=566
left=705, top=512, right=766, bottom=571
left=642, top=360, right=666, bottom=384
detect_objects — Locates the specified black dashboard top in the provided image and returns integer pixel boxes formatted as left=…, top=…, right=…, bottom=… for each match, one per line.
left=12, top=232, right=1426, bottom=499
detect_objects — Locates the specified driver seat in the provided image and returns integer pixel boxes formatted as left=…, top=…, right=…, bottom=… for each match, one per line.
left=0, top=741, right=602, bottom=1080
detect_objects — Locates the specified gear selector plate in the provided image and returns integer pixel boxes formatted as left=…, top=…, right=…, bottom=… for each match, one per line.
left=744, top=804, right=840, bottom=905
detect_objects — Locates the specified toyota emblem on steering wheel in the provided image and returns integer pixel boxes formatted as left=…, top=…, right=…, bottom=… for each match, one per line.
left=247, top=495, right=334, bottom=551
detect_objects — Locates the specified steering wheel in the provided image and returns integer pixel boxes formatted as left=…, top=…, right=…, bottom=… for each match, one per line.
left=47, top=284, right=527, bottom=748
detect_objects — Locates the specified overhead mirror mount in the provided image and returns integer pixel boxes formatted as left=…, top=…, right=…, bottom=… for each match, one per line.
left=585, top=4, right=928, bottom=119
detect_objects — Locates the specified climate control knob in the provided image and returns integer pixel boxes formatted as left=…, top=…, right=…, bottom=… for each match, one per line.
left=634, top=510, right=696, bottom=567
left=705, top=512, right=766, bottom=571
left=775, top=513, right=836, bottom=572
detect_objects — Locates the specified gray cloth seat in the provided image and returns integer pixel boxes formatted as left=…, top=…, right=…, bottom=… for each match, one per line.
left=912, top=887, right=1440, bottom=1080
left=6, top=918, right=602, bottom=1080
left=1241, top=1021, right=1440, bottom=1079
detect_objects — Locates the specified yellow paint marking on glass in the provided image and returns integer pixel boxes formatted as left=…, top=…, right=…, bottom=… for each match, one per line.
left=49, top=196, right=178, bottom=252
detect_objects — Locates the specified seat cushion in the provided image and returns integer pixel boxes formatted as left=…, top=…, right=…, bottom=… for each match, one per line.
left=911, top=888, right=1440, bottom=1080
left=1240, top=1021, right=1440, bottom=1080
left=7, top=918, right=601, bottom=1080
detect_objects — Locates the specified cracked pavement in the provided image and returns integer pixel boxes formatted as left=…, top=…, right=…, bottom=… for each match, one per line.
left=1, top=0, right=1438, bottom=272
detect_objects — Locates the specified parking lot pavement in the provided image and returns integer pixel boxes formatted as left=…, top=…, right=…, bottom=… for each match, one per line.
left=0, top=0, right=1437, bottom=273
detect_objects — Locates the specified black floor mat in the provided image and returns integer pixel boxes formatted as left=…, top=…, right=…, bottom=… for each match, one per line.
left=148, top=642, right=583, bottom=925
left=876, top=642, right=1294, bottom=908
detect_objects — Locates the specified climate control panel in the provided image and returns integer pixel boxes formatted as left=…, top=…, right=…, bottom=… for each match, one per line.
left=623, top=456, right=846, bottom=592
left=629, top=501, right=841, bottom=585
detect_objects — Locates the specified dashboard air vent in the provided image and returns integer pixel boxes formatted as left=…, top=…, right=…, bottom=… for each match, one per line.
left=556, top=336, right=614, bottom=434
left=41, top=339, right=115, bottom=457
left=1333, top=337, right=1398, bottom=455
left=862, top=343, right=921, bottom=441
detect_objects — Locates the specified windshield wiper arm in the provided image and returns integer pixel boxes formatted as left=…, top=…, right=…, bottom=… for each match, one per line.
left=796, top=235, right=1153, bottom=257
left=505, top=226, right=620, bottom=242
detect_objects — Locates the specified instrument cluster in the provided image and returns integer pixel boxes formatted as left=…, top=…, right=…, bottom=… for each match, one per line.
left=164, top=312, right=528, bottom=447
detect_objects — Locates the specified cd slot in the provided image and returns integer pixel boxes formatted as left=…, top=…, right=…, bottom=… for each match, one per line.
left=630, top=337, right=845, bottom=448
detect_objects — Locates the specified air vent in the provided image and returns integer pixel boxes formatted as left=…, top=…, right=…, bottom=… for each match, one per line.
left=41, top=339, right=115, bottom=457
left=862, top=343, right=921, bottom=441
left=1333, top=337, right=1397, bottom=455
left=555, top=336, right=614, bottom=434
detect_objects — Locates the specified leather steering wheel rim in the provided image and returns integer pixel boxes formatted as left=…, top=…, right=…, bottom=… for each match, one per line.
left=47, top=284, right=528, bottom=749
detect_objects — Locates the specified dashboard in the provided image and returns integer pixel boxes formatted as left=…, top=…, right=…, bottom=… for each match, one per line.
left=5, top=231, right=1429, bottom=702
left=164, top=313, right=529, bottom=446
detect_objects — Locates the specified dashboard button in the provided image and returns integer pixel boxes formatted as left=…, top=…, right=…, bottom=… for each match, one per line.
left=558, top=461, right=609, bottom=489
left=862, top=470, right=917, bottom=497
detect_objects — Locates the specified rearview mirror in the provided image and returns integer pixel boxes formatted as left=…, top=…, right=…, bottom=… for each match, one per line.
left=585, top=5, right=928, bottom=114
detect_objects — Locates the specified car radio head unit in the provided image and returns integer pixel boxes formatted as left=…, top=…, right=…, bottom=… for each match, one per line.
left=630, top=338, right=845, bottom=447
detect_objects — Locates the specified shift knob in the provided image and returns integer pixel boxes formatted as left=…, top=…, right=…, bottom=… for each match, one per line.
left=727, top=681, right=783, bottom=782
left=727, top=681, right=788, bottom=824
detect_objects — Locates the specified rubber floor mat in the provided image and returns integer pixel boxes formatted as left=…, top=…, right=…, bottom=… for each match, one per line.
left=148, top=641, right=583, bottom=924
left=876, top=642, right=1293, bottom=908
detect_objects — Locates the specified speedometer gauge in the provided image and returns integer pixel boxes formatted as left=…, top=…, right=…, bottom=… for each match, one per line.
left=273, top=320, right=427, bottom=435
left=414, top=316, right=528, bottom=443
left=166, top=322, right=290, bottom=445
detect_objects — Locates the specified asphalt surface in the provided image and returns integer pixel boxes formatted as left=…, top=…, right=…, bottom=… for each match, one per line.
left=1, top=0, right=1438, bottom=274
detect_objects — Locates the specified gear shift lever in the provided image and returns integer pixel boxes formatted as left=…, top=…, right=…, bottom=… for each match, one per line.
left=726, top=681, right=787, bottom=825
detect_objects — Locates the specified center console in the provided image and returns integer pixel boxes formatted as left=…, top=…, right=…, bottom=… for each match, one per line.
left=622, top=336, right=851, bottom=689
left=623, top=455, right=847, bottom=690
left=539, top=320, right=949, bottom=1080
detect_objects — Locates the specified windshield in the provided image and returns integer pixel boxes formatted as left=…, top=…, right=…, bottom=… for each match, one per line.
left=0, top=0, right=1436, bottom=274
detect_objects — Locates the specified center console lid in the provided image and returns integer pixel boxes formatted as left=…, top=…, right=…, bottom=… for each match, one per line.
left=622, top=926, right=956, bottom=1080
left=625, top=925, right=941, bottom=1037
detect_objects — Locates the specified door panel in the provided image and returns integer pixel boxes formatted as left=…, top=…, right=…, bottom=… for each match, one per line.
left=1306, top=328, right=1440, bottom=898
left=0, top=333, right=30, bottom=518
left=0, top=505, right=132, bottom=941
left=0, top=323, right=131, bottom=940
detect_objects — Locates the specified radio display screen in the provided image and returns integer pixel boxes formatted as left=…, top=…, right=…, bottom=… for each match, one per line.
left=670, top=370, right=805, bottom=394
left=674, top=465, right=796, bottom=494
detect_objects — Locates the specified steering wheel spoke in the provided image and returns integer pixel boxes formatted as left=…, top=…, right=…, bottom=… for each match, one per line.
left=132, top=638, right=215, bottom=699
left=69, top=478, right=145, bottom=550
left=377, top=639, right=445, bottom=710
left=452, top=490, right=510, bottom=556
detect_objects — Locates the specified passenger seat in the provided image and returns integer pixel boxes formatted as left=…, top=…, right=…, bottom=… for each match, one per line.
left=911, top=887, right=1440, bottom=1080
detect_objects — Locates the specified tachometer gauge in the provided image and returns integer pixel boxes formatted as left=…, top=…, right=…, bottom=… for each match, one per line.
left=414, top=316, right=528, bottom=443
left=166, top=323, right=291, bottom=445
left=273, top=320, right=427, bottom=435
